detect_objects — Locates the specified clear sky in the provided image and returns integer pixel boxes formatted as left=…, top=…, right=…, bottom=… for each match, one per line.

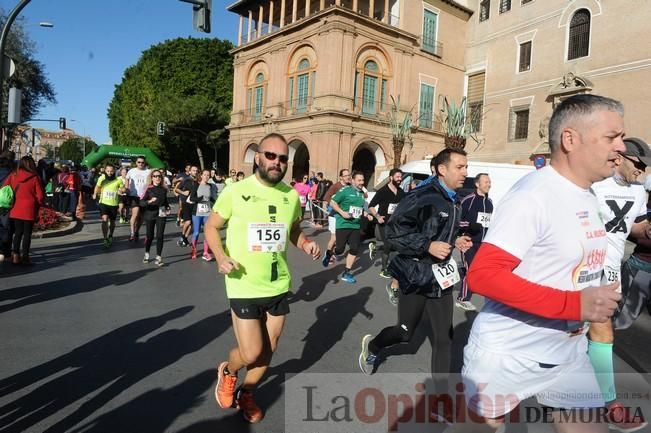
left=16, top=0, right=239, bottom=144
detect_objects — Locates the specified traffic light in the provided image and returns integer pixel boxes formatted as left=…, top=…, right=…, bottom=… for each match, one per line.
left=192, top=0, right=211, bottom=33
left=59, top=117, right=66, bottom=130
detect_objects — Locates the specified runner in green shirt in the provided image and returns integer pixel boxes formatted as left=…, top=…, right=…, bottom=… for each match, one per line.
left=93, top=165, right=126, bottom=248
left=325, top=171, right=367, bottom=283
left=206, top=133, right=320, bottom=424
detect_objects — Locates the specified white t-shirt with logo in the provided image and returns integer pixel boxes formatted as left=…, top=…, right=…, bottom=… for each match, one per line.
left=469, top=166, right=607, bottom=364
left=127, top=167, right=151, bottom=197
left=592, top=176, right=647, bottom=281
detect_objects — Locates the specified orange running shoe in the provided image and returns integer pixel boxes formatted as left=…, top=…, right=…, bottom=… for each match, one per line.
left=237, top=388, right=264, bottom=423
left=214, top=361, right=237, bottom=408
left=608, top=401, right=647, bottom=432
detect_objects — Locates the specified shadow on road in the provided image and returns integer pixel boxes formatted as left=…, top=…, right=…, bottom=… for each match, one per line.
left=0, top=308, right=232, bottom=433
left=0, top=268, right=155, bottom=313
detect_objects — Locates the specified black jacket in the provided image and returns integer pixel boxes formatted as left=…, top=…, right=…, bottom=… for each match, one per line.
left=140, top=185, right=170, bottom=221
left=386, top=178, right=461, bottom=297
left=459, top=192, right=494, bottom=245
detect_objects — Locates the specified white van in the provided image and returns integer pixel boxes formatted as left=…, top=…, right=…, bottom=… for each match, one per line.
left=372, top=159, right=536, bottom=206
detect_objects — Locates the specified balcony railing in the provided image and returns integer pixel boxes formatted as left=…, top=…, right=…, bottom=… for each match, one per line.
left=415, top=116, right=443, bottom=133
left=421, top=37, right=443, bottom=57
left=283, top=97, right=314, bottom=116
left=353, top=97, right=389, bottom=117
left=237, top=5, right=401, bottom=47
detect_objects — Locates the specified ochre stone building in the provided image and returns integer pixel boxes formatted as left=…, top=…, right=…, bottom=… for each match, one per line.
left=226, top=0, right=651, bottom=180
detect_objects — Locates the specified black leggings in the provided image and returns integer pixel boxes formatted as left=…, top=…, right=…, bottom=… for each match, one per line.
left=12, top=219, right=34, bottom=256
left=334, top=228, right=361, bottom=256
left=370, top=291, right=454, bottom=385
left=375, top=224, right=392, bottom=270
left=144, top=217, right=166, bottom=256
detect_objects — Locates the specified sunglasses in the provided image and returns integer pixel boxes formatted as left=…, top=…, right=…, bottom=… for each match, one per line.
left=621, top=154, right=647, bottom=171
left=152, top=175, right=162, bottom=178
left=259, top=151, right=289, bottom=164
left=136, top=161, right=145, bottom=164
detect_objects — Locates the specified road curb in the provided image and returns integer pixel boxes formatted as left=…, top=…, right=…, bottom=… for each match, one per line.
left=33, top=220, right=84, bottom=239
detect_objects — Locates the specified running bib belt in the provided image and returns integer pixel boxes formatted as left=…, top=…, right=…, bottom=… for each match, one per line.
left=248, top=223, right=288, bottom=252
left=158, top=206, right=169, bottom=217
left=213, top=176, right=301, bottom=299
left=477, top=212, right=491, bottom=228
left=387, top=203, right=398, bottom=215
left=299, top=195, right=307, bottom=206
left=433, top=258, right=461, bottom=289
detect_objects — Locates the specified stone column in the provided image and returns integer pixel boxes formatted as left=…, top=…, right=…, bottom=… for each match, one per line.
left=238, top=15, right=243, bottom=45
left=258, top=5, right=264, bottom=37
left=353, top=0, right=358, bottom=12
left=320, top=0, right=325, bottom=10
left=292, top=0, right=298, bottom=23
left=383, top=0, right=389, bottom=23
left=280, top=0, right=286, bottom=27
left=369, top=0, right=374, bottom=18
left=269, top=1, right=274, bottom=33
left=247, top=10, right=253, bottom=42
left=305, top=0, right=311, bottom=17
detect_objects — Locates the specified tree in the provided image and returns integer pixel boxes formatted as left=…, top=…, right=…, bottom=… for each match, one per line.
left=386, top=95, right=414, bottom=169
left=108, top=37, right=233, bottom=168
left=438, top=97, right=480, bottom=150
left=58, top=138, right=97, bottom=165
left=0, top=10, right=56, bottom=125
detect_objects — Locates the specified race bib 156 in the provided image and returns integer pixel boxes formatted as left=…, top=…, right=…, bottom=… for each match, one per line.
left=248, top=223, right=288, bottom=252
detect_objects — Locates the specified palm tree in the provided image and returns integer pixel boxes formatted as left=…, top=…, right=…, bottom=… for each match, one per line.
left=386, top=95, right=413, bottom=168
left=439, top=97, right=480, bottom=149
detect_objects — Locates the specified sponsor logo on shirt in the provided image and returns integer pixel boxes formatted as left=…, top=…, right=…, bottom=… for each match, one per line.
left=585, top=229, right=607, bottom=239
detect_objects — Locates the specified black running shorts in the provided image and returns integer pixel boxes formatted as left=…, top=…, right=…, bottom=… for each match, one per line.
left=229, top=293, right=290, bottom=320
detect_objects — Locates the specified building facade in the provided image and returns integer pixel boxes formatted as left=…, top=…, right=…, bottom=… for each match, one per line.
left=226, top=0, right=473, bottom=184
left=9, top=125, right=87, bottom=162
left=463, top=0, right=651, bottom=164
left=226, top=0, right=651, bottom=177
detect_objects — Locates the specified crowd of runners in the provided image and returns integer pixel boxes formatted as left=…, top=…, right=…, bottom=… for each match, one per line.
left=206, top=94, right=651, bottom=432
left=3, top=93, right=651, bottom=431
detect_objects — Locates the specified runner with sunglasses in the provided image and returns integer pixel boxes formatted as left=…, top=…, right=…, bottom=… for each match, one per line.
left=126, top=157, right=151, bottom=242
left=140, top=170, right=171, bottom=266
left=206, top=132, right=320, bottom=424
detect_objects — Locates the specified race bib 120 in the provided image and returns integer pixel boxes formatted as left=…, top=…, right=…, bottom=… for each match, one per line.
left=432, top=258, right=461, bottom=290
left=248, top=223, right=288, bottom=252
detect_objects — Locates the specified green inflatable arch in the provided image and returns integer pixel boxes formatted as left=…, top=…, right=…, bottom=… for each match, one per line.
left=82, top=145, right=165, bottom=169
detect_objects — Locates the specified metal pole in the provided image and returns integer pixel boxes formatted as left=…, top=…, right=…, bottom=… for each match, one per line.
left=0, top=0, right=33, bottom=151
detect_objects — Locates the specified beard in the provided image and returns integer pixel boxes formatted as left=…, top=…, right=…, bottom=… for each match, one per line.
left=258, top=163, right=286, bottom=184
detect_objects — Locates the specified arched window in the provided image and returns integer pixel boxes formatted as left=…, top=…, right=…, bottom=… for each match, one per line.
left=288, top=58, right=316, bottom=114
left=567, top=9, right=590, bottom=60
left=247, top=72, right=266, bottom=121
left=356, top=60, right=387, bottom=116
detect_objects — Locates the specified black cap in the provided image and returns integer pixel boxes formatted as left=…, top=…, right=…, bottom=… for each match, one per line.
left=623, top=137, right=651, bottom=167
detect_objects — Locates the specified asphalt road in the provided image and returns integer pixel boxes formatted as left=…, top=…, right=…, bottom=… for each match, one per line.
left=1, top=209, right=650, bottom=433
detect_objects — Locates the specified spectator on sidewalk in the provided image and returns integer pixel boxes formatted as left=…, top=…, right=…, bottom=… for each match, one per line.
left=2, top=156, right=45, bottom=265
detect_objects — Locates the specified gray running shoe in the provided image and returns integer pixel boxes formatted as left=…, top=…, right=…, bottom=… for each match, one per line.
left=455, top=300, right=477, bottom=311
left=385, top=283, right=399, bottom=306
left=358, top=334, right=377, bottom=375
left=368, top=242, right=376, bottom=260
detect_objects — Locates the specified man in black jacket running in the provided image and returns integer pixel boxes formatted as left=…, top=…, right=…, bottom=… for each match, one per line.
left=358, top=148, right=472, bottom=420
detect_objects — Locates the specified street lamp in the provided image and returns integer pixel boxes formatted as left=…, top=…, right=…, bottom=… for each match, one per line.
left=0, top=1, right=53, bottom=150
